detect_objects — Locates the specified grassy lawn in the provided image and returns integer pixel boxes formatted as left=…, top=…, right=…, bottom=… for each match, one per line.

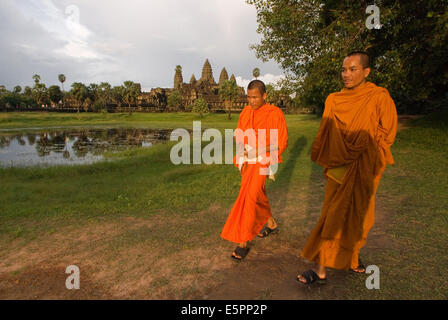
left=0, top=111, right=446, bottom=299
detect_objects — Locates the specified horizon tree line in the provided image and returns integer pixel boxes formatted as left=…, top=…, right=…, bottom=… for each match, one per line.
left=0, top=74, right=141, bottom=113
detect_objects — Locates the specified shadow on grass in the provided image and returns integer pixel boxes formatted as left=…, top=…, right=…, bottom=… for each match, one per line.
left=272, top=135, right=307, bottom=213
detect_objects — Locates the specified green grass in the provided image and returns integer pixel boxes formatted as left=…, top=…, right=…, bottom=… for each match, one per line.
left=0, top=111, right=447, bottom=299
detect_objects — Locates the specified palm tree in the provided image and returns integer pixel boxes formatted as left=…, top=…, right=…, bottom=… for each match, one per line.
left=13, top=86, right=22, bottom=94
left=70, top=82, right=88, bottom=112
left=98, top=82, right=112, bottom=111
left=32, top=83, right=48, bottom=106
left=112, top=85, right=125, bottom=110
left=219, top=79, right=240, bottom=120
left=58, top=74, right=66, bottom=92
left=123, top=81, right=139, bottom=114
left=252, top=68, right=260, bottom=79
left=48, top=85, right=63, bottom=107
left=32, top=74, right=41, bottom=85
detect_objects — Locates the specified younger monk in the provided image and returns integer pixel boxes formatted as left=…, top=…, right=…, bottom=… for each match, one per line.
left=221, top=80, right=288, bottom=260
left=297, top=51, right=398, bottom=284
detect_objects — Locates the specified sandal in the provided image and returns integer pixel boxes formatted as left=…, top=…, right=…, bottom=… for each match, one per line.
left=231, top=246, right=250, bottom=260
left=257, top=226, right=279, bottom=238
left=296, top=269, right=327, bottom=285
left=349, top=258, right=366, bottom=274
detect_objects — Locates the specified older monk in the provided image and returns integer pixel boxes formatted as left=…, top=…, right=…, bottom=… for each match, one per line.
left=297, top=51, right=398, bottom=284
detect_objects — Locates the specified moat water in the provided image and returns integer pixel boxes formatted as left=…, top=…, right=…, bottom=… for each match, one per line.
left=0, top=127, right=172, bottom=167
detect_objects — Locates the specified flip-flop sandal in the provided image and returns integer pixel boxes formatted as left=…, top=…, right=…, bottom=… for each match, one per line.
left=296, top=269, right=327, bottom=285
left=231, top=246, right=250, bottom=261
left=257, top=226, right=279, bottom=238
left=349, top=258, right=366, bottom=274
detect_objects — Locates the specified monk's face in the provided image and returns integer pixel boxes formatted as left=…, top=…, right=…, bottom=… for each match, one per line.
left=341, top=55, right=371, bottom=90
left=247, top=88, right=267, bottom=109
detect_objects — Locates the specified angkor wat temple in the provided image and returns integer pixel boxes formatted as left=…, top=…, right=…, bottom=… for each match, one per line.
left=133, top=59, right=247, bottom=113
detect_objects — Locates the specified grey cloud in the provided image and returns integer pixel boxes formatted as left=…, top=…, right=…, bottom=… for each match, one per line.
left=0, top=0, right=282, bottom=91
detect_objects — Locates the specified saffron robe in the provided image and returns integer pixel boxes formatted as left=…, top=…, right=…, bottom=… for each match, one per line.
left=301, top=82, right=397, bottom=270
left=221, top=103, right=288, bottom=243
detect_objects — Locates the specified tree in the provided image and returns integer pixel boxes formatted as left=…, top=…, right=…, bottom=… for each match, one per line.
left=58, top=74, right=66, bottom=92
left=98, top=82, right=112, bottom=111
left=112, top=85, right=125, bottom=109
left=48, top=85, right=63, bottom=107
left=0, top=85, right=7, bottom=95
left=219, top=79, right=240, bottom=119
left=32, top=83, right=48, bottom=106
left=247, top=0, right=448, bottom=114
left=70, top=82, right=88, bottom=112
left=123, top=81, right=139, bottom=114
left=13, top=86, right=22, bottom=94
left=252, top=67, right=260, bottom=79
left=23, top=86, right=32, bottom=97
left=32, top=74, right=41, bottom=85
left=266, top=84, right=280, bottom=105
left=167, top=90, right=182, bottom=110
left=192, top=98, right=209, bottom=118
left=58, top=74, right=66, bottom=107
left=88, top=83, right=100, bottom=106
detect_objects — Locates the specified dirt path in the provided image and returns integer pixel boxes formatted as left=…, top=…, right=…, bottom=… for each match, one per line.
left=0, top=186, right=401, bottom=300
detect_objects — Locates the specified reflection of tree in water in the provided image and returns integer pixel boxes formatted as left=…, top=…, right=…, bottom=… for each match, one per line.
left=26, top=134, right=36, bottom=145
left=2, top=128, right=173, bottom=161
left=36, top=133, right=51, bottom=157
left=34, top=132, right=66, bottom=157
left=72, top=134, right=90, bottom=158
left=0, top=136, right=11, bottom=148
left=16, top=134, right=26, bottom=146
left=63, top=135, right=70, bottom=158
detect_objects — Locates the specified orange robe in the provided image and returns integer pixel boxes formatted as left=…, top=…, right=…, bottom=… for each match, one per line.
left=221, top=103, right=288, bottom=243
left=301, top=82, right=397, bottom=270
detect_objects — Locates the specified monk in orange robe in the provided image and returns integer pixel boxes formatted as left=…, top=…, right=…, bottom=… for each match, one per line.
left=297, top=51, right=398, bottom=284
left=221, top=80, right=288, bottom=260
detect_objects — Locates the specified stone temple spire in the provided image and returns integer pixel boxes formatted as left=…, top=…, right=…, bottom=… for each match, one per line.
left=200, top=59, right=215, bottom=84
left=174, top=65, right=183, bottom=90
left=230, top=74, right=236, bottom=82
left=190, top=74, right=197, bottom=85
left=219, top=67, right=229, bottom=86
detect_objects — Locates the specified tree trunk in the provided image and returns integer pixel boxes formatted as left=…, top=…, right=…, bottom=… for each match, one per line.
left=225, top=100, right=232, bottom=119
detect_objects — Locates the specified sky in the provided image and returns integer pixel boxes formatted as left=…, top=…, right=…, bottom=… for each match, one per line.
left=0, top=0, right=284, bottom=92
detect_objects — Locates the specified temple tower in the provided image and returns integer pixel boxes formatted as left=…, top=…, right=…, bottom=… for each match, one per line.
left=190, top=74, right=197, bottom=85
left=200, top=59, right=215, bottom=84
left=174, top=65, right=183, bottom=90
left=219, top=67, right=229, bottom=86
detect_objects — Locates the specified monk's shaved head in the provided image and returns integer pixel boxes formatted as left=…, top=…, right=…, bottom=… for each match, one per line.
left=346, top=51, right=370, bottom=69
left=342, top=51, right=371, bottom=90
left=247, top=80, right=266, bottom=94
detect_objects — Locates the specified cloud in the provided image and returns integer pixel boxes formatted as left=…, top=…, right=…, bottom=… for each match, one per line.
left=0, top=0, right=284, bottom=91
left=236, top=74, right=286, bottom=93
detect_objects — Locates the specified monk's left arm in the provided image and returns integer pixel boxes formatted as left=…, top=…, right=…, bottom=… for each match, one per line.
left=277, top=111, right=288, bottom=156
left=377, top=91, right=398, bottom=164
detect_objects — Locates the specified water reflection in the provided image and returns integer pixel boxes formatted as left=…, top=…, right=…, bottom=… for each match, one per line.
left=0, top=128, right=172, bottom=167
